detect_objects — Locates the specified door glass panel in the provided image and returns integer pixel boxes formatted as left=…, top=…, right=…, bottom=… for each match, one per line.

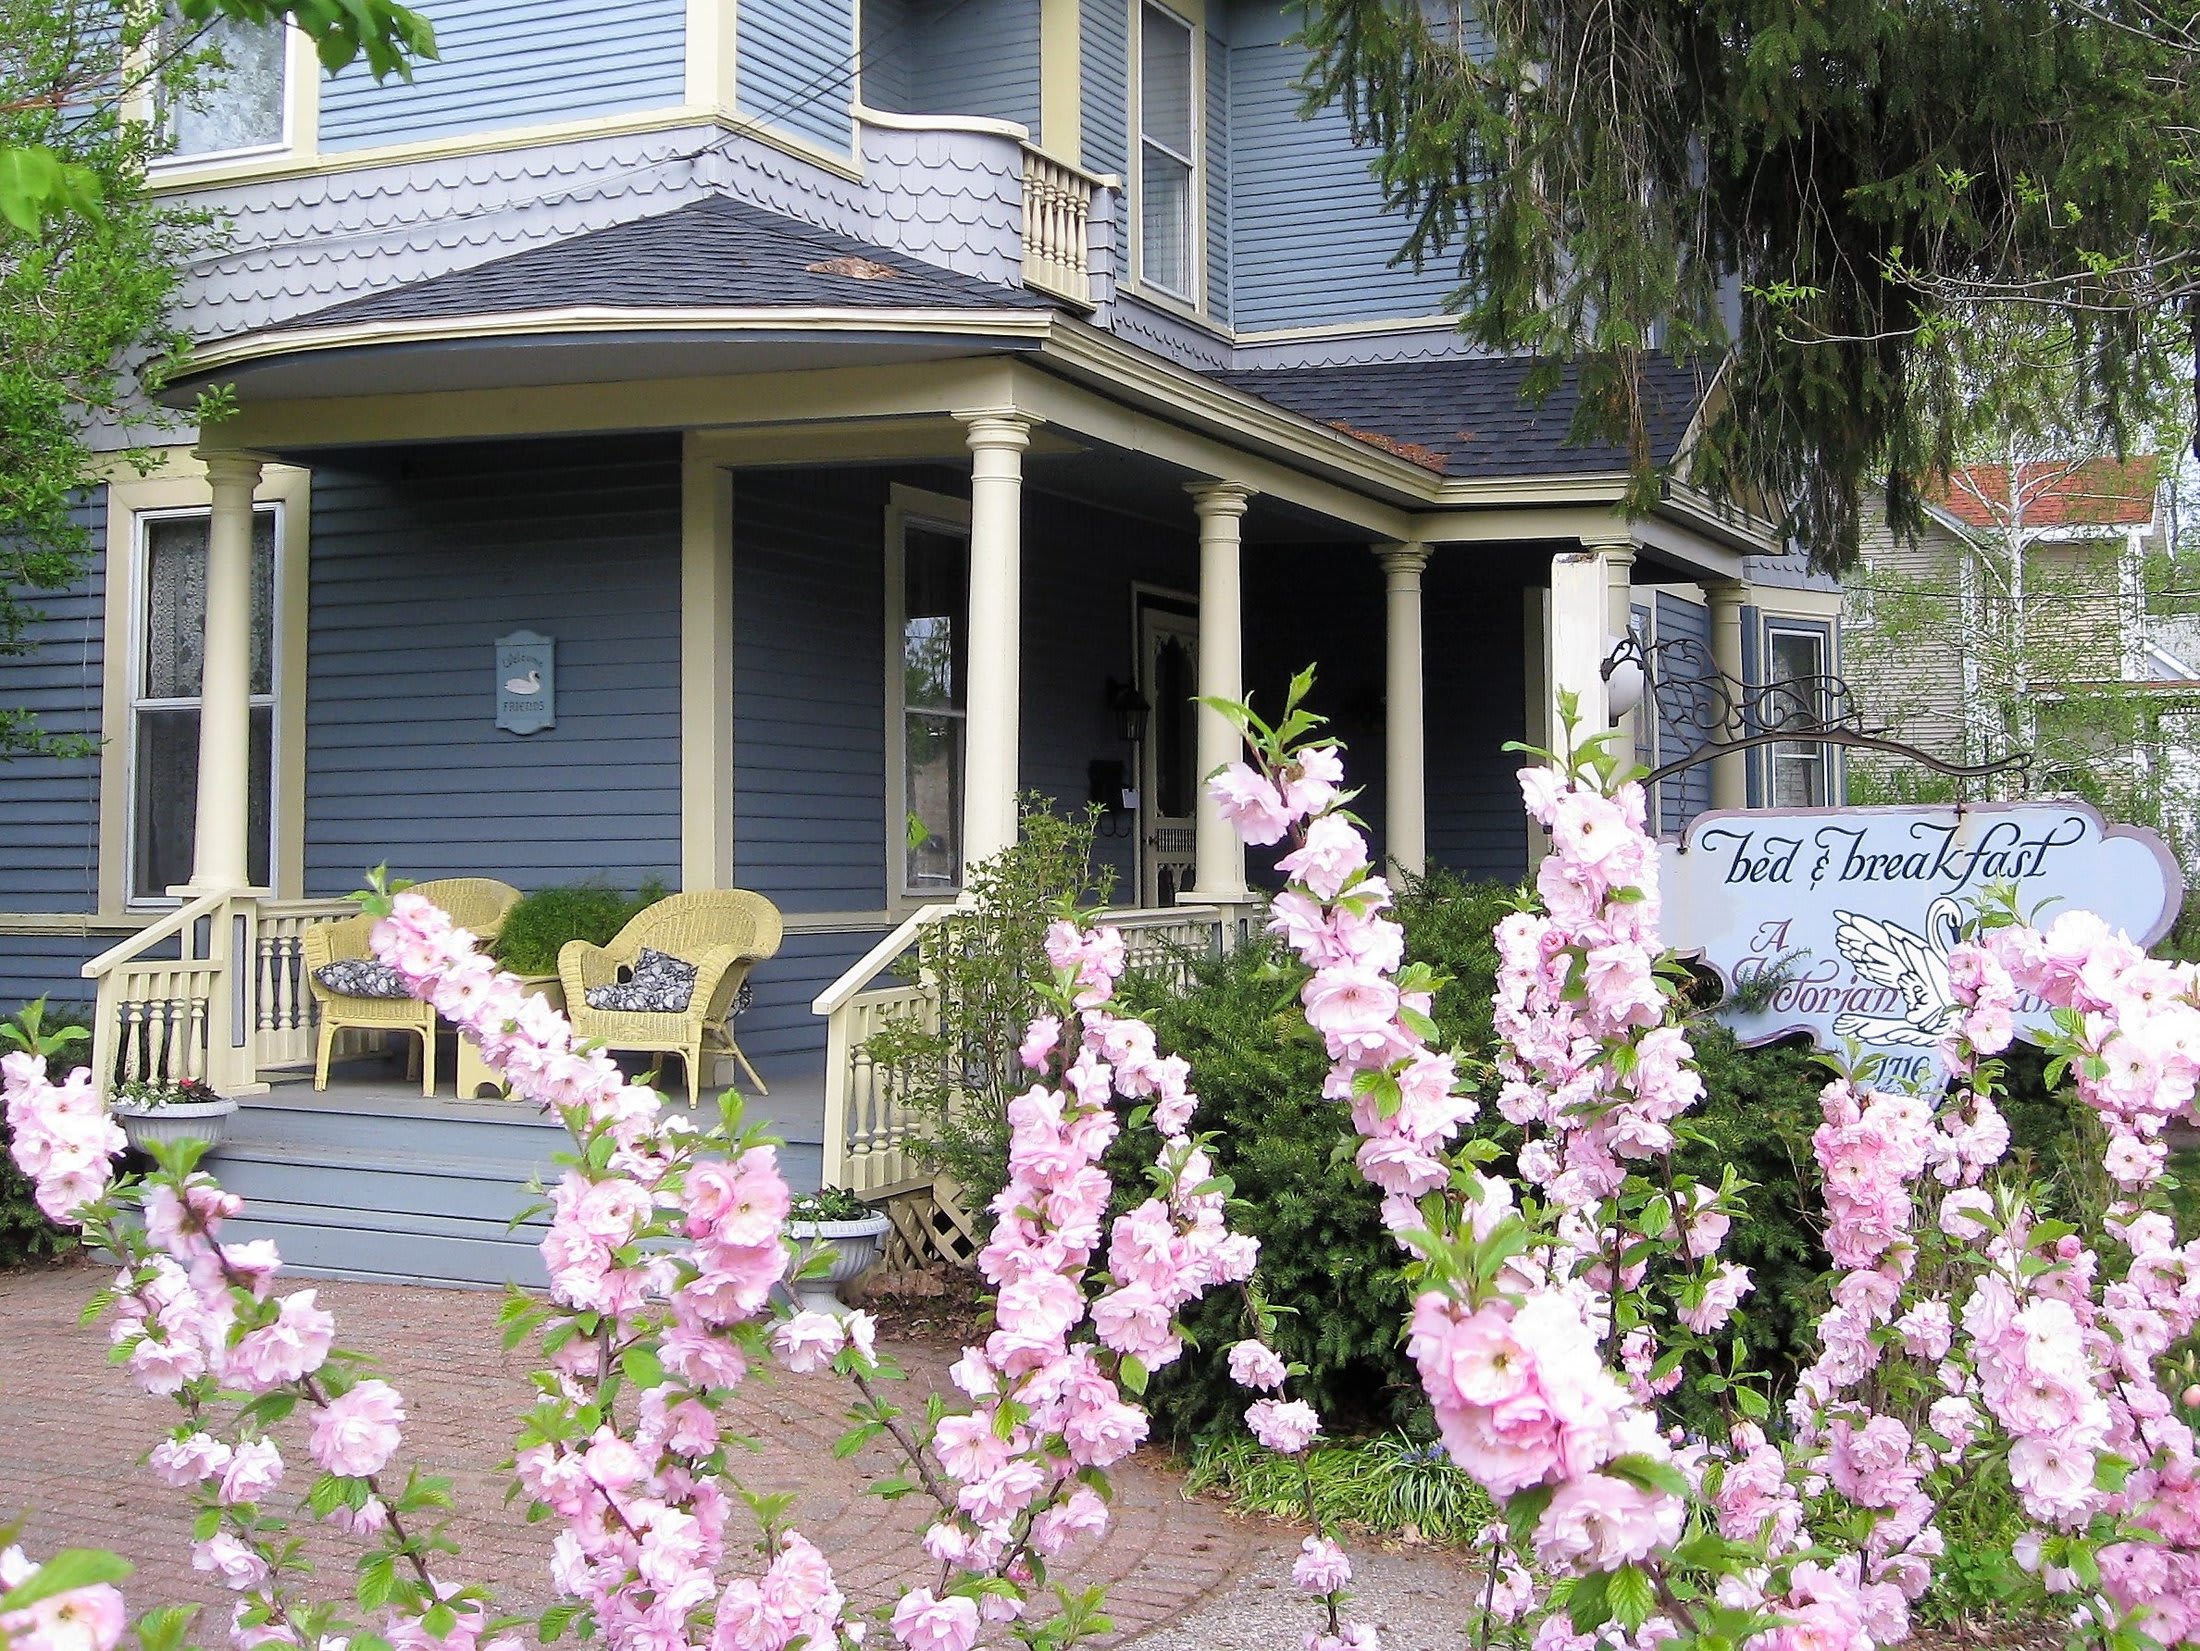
left=1152, top=632, right=1196, bottom=820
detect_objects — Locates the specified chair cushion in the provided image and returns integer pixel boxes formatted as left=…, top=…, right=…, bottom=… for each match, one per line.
left=584, top=947, right=698, bottom=1014
left=313, top=958, right=412, bottom=999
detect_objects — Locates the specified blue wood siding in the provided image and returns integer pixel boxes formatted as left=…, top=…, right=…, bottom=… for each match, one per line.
left=0, top=934, right=107, bottom=1013
left=1081, top=0, right=1129, bottom=175
left=1224, top=0, right=1459, bottom=330
left=0, top=497, right=103, bottom=916
left=858, top=0, right=913, bottom=110
left=859, top=0, right=1039, bottom=122
left=1653, top=591, right=1714, bottom=835
left=303, top=438, right=681, bottom=894
left=1204, top=24, right=1230, bottom=321
left=732, top=471, right=891, bottom=912
left=1425, top=559, right=1531, bottom=881
left=738, top=0, right=858, bottom=153
left=319, top=0, right=687, bottom=149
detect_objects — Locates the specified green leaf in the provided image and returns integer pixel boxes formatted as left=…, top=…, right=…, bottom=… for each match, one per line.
left=619, top=1346, right=666, bottom=1389
left=1566, top=1569, right=1612, bottom=1633
left=1608, top=1565, right=1655, bottom=1633
left=1602, top=1453, right=1691, bottom=1501
left=1118, top=1354, right=1148, bottom=1395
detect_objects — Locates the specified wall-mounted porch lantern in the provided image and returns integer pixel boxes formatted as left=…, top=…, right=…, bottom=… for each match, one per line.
left=1105, top=677, right=1151, bottom=745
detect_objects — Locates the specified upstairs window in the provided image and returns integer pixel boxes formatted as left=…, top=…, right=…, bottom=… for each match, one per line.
left=159, top=12, right=290, bottom=160
left=130, top=507, right=278, bottom=901
left=1137, top=2, right=1197, bottom=301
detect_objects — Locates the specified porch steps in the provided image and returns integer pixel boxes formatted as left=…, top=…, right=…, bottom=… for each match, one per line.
left=206, top=1078, right=824, bottom=1290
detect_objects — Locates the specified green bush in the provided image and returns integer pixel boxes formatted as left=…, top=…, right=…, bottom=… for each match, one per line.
left=862, top=798, right=1111, bottom=1212
left=1184, top=1432, right=1493, bottom=1544
left=1, top=998, right=94, bottom=1269
left=491, top=879, right=668, bottom=976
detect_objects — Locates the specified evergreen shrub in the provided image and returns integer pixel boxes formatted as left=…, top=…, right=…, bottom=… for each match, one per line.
left=491, top=879, right=669, bottom=976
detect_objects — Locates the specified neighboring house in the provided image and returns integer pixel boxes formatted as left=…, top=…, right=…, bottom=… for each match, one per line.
left=1841, top=457, right=2195, bottom=810
left=0, top=0, right=1838, bottom=1277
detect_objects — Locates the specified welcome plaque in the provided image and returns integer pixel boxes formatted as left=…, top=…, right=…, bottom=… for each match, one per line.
left=495, top=630, right=555, bottom=735
left=1659, top=801, right=2183, bottom=1090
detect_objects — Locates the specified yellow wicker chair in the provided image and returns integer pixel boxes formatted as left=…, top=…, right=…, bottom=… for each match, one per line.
left=558, top=890, right=784, bottom=1108
left=302, top=877, right=523, bottom=1095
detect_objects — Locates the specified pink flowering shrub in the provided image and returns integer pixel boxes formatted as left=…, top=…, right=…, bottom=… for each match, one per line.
left=1211, top=676, right=2200, bottom=1651
left=2, top=873, right=1255, bottom=1651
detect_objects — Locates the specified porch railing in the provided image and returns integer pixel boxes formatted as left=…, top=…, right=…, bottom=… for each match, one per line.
left=81, top=892, right=356, bottom=1098
left=1020, top=145, right=1110, bottom=307
left=811, top=902, right=1234, bottom=1265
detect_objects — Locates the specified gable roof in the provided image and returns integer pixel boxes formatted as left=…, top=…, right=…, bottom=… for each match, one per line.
left=1207, top=354, right=1713, bottom=479
left=252, top=194, right=1055, bottom=333
left=1930, top=457, right=2162, bottom=532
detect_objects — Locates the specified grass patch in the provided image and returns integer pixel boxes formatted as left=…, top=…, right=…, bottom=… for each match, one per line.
left=1185, top=1433, right=1493, bottom=1546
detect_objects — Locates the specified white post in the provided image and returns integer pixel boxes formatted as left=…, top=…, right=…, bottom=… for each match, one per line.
left=1603, top=540, right=1639, bottom=758
left=1377, top=542, right=1430, bottom=879
left=185, top=451, right=265, bottom=894
left=957, top=410, right=1034, bottom=872
left=1188, top=481, right=1254, bottom=903
left=1705, top=579, right=1749, bottom=810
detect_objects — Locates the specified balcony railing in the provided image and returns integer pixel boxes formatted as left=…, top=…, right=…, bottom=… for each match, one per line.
left=1019, top=145, right=1109, bottom=307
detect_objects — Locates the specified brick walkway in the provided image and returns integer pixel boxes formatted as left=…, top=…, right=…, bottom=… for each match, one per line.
left=0, top=1265, right=1254, bottom=1643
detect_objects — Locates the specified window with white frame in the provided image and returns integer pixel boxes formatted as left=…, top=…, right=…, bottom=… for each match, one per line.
left=130, top=507, right=277, bottom=902
left=893, top=514, right=972, bottom=895
left=158, top=12, right=290, bottom=160
left=1137, top=1, right=1197, bottom=301
left=1764, top=622, right=1833, bottom=807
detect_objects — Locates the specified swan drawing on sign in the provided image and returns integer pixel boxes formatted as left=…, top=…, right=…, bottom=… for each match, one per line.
left=1830, top=896, right=1964, bottom=1048
left=503, top=667, right=542, bottom=696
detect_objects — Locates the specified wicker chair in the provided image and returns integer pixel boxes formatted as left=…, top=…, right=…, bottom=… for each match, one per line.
left=558, top=890, right=784, bottom=1108
left=302, top=877, right=523, bottom=1095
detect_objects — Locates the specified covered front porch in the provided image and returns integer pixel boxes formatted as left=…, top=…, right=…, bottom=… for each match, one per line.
left=83, top=308, right=1763, bottom=1279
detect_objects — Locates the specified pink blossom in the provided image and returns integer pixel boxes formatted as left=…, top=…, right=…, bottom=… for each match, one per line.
left=1226, top=1340, right=1289, bottom=1392
left=1246, top=1397, right=1321, bottom=1454
left=191, top=1535, right=270, bottom=1592
left=217, top=1438, right=285, bottom=1506
left=227, top=1290, right=334, bottom=1392
left=1276, top=815, right=1371, bottom=901
left=0, top=1547, right=127, bottom=1651
left=1292, top=1536, right=1352, bottom=1595
left=309, top=1379, right=407, bottom=1477
left=890, top=1589, right=979, bottom=1651
left=771, top=1312, right=848, bottom=1374
left=150, top=1431, right=232, bottom=1487
left=1208, top=764, right=1296, bottom=846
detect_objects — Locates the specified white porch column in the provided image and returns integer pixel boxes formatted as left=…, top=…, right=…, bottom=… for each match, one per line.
left=1377, top=542, right=1430, bottom=879
left=958, top=410, right=1034, bottom=871
left=1547, top=535, right=1635, bottom=751
left=1188, top=481, right=1254, bottom=903
left=185, top=450, right=265, bottom=893
left=1705, top=579, right=1749, bottom=810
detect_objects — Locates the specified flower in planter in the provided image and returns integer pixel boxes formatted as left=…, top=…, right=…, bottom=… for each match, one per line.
left=112, top=1078, right=225, bottom=1111
left=787, top=1186, right=874, bottom=1224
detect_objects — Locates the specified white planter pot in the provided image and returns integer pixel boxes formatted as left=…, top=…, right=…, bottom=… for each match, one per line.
left=112, top=1099, right=237, bottom=1155
left=784, top=1212, right=892, bottom=1316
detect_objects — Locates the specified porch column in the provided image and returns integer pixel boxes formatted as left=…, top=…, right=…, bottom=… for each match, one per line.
left=1376, top=542, right=1430, bottom=879
left=1547, top=534, right=1635, bottom=751
left=958, top=410, right=1034, bottom=870
left=1705, top=579, right=1749, bottom=810
left=1188, top=481, right=1254, bottom=903
left=185, top=450, right=265, bottom=893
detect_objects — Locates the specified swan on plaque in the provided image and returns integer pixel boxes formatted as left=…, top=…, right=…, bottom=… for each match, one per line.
left=495, top=630, right=555, bottom=735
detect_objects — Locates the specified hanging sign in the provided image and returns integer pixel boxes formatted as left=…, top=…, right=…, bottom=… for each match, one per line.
left=495, top=630, right=555, bottom=735
left=1659, top=801, right=2183, bottom=1091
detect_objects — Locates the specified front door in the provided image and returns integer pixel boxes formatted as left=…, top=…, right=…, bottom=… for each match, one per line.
left=1138, top=600, right=1199, bottom=905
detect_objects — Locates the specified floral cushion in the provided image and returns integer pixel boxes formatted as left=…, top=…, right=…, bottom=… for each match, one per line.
left=584, top=948, right=698, bottom=1014
left=313, top=958, right=411, bottom=999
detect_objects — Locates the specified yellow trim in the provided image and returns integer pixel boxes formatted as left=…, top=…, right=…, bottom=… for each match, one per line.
left=1750, top=586, right=1845, bottom=622
left=1039, top=0, right=1083, bottom=164
left=148, top=103, right=864, bottom=193
left=0, top=913, right=155, bottom=937
left=286, top=24, right=320, bottom=167
left=680, top=438, right=736, bottom=892
left=1232, top=315, right=1463, bottom=344
left=684, top=0, right=736, bottom=115
left=100, top=453, right=310, bottom=912
left=189, top=306, right=1055, bottom=374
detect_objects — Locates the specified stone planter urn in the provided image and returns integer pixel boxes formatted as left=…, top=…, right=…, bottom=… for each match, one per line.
left=111, top=1096, right=238, bottom=1155
left=784, top=1211, right=892, bottom=1316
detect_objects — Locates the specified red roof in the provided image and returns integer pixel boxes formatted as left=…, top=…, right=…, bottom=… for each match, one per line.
left=1931, top=457, right=2162, bottom=530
